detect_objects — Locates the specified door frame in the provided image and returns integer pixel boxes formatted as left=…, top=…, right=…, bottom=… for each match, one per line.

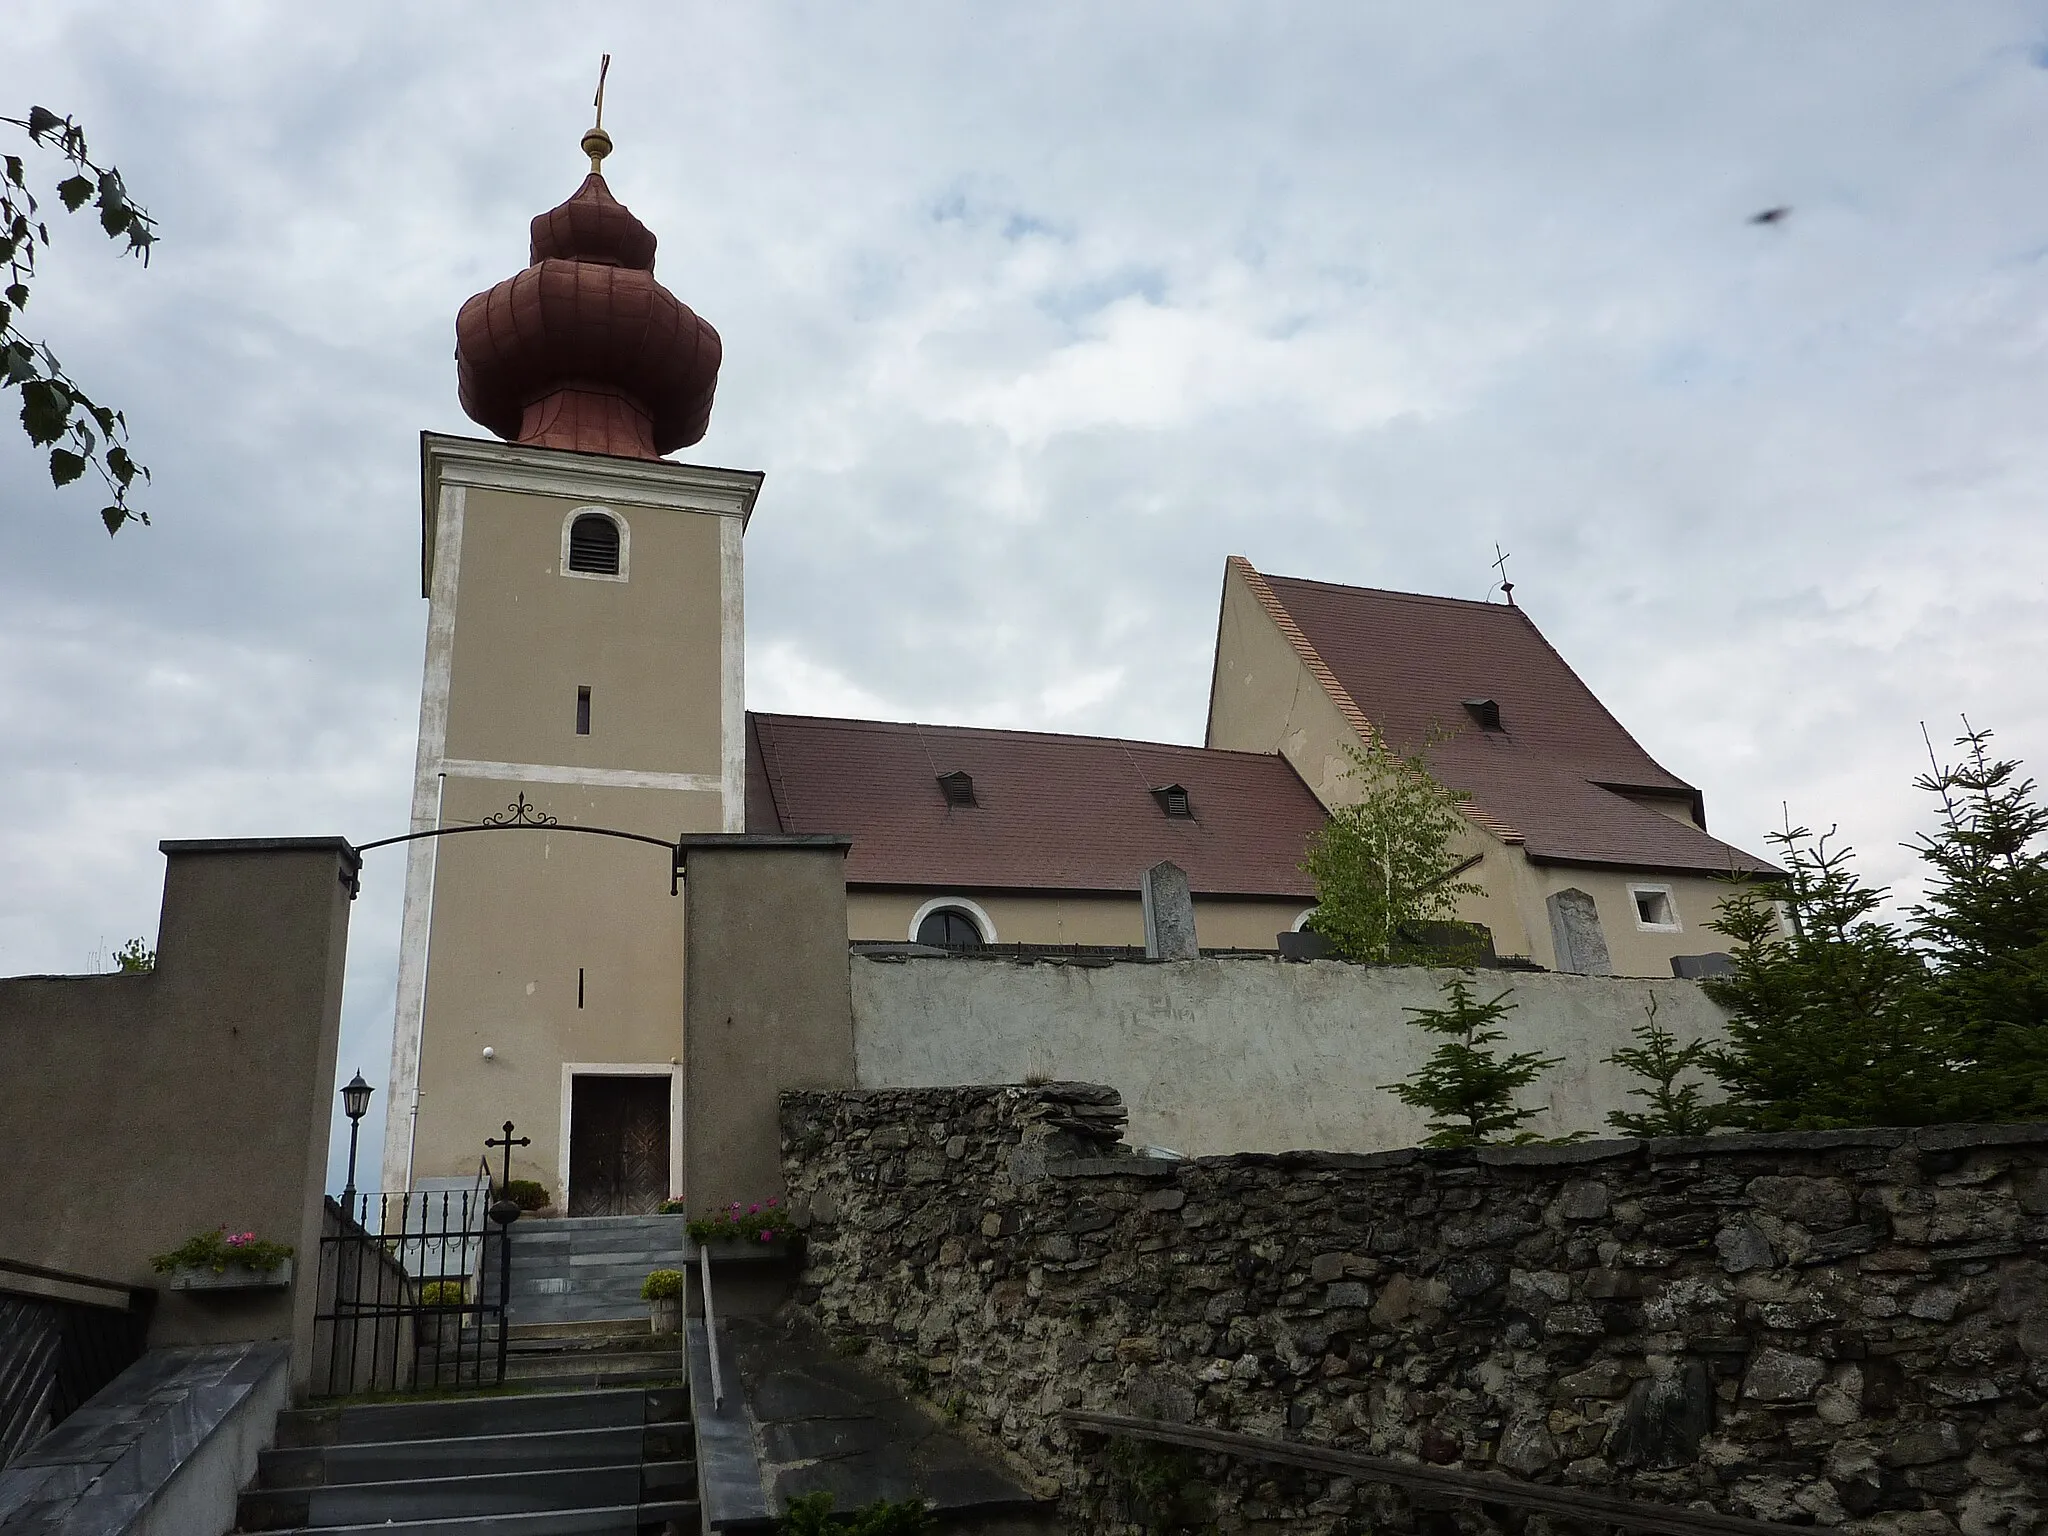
left=559, top=1063, right=683, bottom=1214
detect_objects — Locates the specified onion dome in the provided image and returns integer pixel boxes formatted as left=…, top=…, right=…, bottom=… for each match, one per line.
left=454, top=133, right=721, bottom=460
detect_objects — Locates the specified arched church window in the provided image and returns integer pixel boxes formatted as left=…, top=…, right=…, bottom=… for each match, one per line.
left=566, top=512, right=622, bottom=575
left=916, top=907, right=986, bottom=949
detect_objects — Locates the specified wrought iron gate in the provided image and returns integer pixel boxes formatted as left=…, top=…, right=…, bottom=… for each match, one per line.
left=312, top=1157, right=510, bottom=1398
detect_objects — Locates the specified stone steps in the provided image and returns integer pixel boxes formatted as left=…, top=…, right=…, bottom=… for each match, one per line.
left=496, top=1216, right=691, bottom=1327
left=241, top=1385, right=694, bottom=1534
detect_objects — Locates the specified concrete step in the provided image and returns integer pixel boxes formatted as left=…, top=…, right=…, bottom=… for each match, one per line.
left=238, top=1459, right=695, bottom=1529
left=261, top=1499, right=699, bottom=1535
left=502, top=1353, right=688, bottom=1389
left=509, top=1228, right=689, bottom=1255
left=508, top=1329, right=680, bottom=1358
left=256, top=1423, right=693, bottom=1489
left=275, top=1386, right=685, bottom=1448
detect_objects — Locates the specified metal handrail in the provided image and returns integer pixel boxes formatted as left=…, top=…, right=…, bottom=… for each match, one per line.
left=1060, top=1410, right=1789, bottom=1536
left=698, top=1244, right=724, bottom=1411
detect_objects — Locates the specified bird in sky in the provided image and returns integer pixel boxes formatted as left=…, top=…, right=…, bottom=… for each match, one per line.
left=1749, top=206, right=1791, bottom=225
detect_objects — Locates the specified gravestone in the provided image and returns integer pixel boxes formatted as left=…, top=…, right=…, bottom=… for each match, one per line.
left=1141, top=861, right=1199, bottom=961
left=1546, top=888, right=1611, bottom=976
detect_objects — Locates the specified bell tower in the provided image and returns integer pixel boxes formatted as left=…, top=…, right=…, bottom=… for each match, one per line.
left=381, top=115, right=759, bottom=1207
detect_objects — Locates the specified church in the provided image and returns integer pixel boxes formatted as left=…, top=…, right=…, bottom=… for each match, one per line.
left=380, top=126, right=1776, bottom=1208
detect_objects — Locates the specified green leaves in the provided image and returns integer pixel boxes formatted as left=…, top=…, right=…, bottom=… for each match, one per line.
left=3, top=106, right=157, bottom=532
left=19, top=376, right=69, bottom=443
left=1302, top=730, right=1485, bottom=965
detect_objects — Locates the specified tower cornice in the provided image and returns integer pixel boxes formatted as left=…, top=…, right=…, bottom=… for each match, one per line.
left=419, top=431, right=764, bottom=596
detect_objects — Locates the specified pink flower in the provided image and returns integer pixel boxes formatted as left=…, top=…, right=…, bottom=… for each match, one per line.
left=766, top=1198, right=779, bottom=1208
left=759, top=1230, right=773, bottom=1243
left=730, top=1201, right=742, bottom=1213
left=748, top=1203, right=760, bottom=1215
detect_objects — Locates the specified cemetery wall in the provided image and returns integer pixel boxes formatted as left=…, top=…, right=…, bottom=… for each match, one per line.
left=0, top=839, right=354, bottom=1393
left=781, top=1083, right=2048, bottom=1536
left=851, top=956, right=1729, bottom=1154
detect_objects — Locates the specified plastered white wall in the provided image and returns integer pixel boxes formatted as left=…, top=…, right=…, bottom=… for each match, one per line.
left=851, top=956, right=1728, bottom=1156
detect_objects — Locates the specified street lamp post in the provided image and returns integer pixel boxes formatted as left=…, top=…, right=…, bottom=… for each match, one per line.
left=340, top=1071, right=374, bottom=1210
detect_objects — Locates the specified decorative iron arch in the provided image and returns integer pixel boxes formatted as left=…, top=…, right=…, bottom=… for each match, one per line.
left=350, top=793, right=686, bottom=896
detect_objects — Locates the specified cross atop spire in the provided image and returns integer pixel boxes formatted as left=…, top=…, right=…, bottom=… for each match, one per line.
left=581, top=54, right=613, bottom=174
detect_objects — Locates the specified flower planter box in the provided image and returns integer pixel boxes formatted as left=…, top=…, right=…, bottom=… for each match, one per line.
left=691, top=1236, right=798, bottom=1264
left=649, top=1296, right=682, bottom=1334
left=168, top=1258, right=293, bottom=1292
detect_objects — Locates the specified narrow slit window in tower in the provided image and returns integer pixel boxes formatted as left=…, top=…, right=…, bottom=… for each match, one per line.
left=576, top=686, right=592, bottom=736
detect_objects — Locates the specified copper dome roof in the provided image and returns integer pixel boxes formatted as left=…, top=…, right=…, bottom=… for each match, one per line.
left=455, top=171, right=721, bottom=460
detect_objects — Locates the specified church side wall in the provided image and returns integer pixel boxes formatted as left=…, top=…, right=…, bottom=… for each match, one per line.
left=850, top=955, right=1726, bottom=1156
left=845, top=890, right=1313, bottom=951
left=1523, top=863, right=1752, bottom=978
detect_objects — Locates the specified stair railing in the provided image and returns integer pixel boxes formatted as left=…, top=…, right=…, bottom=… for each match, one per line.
left=698, top=1243, right=725, bottom=1411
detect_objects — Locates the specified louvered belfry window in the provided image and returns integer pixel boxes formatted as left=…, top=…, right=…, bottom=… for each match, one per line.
left=936, top=770, right=977, bottom=807
left=567, top=513, right=622, bottom=575
left=1152, top=784, right=1194, bottom=818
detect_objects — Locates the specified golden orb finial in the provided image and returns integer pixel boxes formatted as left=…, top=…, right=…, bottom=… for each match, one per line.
left=583, top=53, right=613, bottom=174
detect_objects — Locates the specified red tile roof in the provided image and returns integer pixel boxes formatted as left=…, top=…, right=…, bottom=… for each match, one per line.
left=748, top=713, right=1325, bottom=898
left=1238, top=560, right=1778, bottom=876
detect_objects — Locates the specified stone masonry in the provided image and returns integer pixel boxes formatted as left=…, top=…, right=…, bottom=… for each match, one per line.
left=780, top=1085, right=2048, bottom=1536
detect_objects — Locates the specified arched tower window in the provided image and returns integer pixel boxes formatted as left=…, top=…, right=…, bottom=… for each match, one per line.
left=563, top=510, right=625, bottom=578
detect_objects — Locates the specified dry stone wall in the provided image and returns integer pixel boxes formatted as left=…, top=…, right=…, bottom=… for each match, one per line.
left=779, top=1085, right=2048, bottom=1536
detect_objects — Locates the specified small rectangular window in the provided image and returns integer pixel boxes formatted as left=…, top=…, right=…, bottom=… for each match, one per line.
left=578, top=967, right=585, bottom=1009
left=576, top=687, right=591, bottom=736
left=1630, top=884, right=1681, bottom=932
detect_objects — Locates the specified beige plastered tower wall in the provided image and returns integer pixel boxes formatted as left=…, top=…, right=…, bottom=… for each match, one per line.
left=381, top=433, right=762, bottom=1198
left=1205, top=557, right=1737, bottom=977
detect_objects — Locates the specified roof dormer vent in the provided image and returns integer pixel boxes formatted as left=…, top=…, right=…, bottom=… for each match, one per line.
left=936, top=770, right=977, bottom=807
left=1462, top=698, right=1504, bottom=732
left=1151, top=784, right=1194, bottom=819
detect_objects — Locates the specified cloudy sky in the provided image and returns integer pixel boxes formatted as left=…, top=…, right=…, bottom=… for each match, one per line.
left=6, top=4, right=2048, bottom=1184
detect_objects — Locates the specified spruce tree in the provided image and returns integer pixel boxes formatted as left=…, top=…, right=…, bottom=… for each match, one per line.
left=1703, top=826, right=1954, bottom=1130
left=1604, top=994, right=1715, bottom=1137
left=1384, top=978, right=1560, bottom=1147
left=1907, top=726, right=2048, bottom=1121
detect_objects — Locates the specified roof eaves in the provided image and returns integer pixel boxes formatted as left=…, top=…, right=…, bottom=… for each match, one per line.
left=1235, top=557, right=1525, bottom=846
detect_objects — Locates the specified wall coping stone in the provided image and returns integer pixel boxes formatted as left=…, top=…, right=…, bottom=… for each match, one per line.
left=1913, top=1120, right=2048, bottom=1150
left=1647, top=1128, right=1910, bottom=1155
left=1477, top=1139, right=1642, bottom=1166
left=783, top=1085, right=2048, bottom=1165
left=1048, top=1157, right=1179, bottom=1180
left=0, top=1341, right=287, bottom=1534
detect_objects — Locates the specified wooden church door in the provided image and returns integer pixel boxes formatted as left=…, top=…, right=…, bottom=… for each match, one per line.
left=567, top=1075, right=670, bottom=1216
